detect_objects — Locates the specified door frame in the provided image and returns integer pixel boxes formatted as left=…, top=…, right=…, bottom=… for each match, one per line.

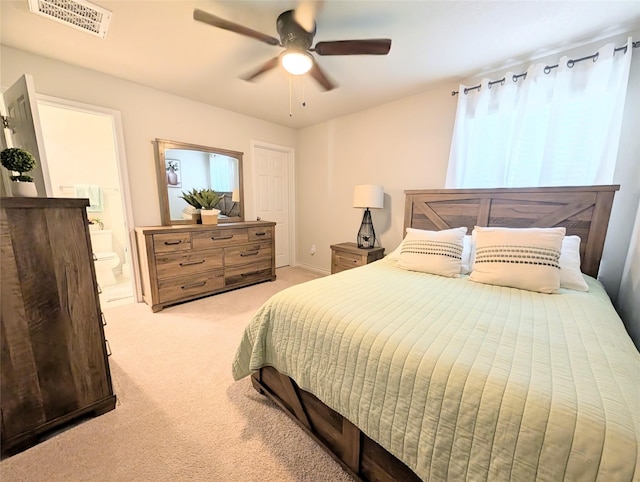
left=36, top=94, right=142, bottom=302
left=250, top=140, right=296, bottom=267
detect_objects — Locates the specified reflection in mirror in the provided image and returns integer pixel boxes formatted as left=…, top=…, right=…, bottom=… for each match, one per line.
left=154, top=139, right=244, bottom=225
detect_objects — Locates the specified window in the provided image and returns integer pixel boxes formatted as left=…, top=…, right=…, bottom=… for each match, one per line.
left=446, top=38, right=633, bottom=188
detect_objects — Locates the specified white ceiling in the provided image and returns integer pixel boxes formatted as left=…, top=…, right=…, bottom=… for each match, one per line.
left=1, top=1, right=639, bottom=129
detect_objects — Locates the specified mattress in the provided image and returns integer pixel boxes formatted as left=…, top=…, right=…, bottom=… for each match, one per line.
left=232, top=256, right=640, bottom=481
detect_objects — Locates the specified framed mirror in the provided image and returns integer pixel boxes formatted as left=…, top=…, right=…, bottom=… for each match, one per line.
left=154, top=138, right=244, bottom=225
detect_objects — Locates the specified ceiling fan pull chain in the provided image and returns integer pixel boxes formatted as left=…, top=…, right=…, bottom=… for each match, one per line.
left=302, top=75, right=306, bottom=107
left=289, top=73, right=293, bottom=117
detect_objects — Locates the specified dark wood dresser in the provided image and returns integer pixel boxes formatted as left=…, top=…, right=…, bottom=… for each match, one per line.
left=135, top=221, right=276, bottom=312
left=0, top=197, right=116, bottom=457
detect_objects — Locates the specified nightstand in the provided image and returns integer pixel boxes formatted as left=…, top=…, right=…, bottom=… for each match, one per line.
left=330, top=242, right=385, bottom=274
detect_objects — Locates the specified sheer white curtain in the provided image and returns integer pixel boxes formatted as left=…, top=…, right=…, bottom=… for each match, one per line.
left=446, top=38, right=633, bottom=188
left=209, top=154, right=236, bottom=192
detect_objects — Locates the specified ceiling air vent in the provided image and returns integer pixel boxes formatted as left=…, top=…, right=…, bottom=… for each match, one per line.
left=28, top=0, right=111, bottom=38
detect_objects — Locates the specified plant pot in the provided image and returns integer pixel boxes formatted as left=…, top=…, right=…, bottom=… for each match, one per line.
left=11, top=181, right=37, bottom=197
left=200, top=209, right=220, bottom=225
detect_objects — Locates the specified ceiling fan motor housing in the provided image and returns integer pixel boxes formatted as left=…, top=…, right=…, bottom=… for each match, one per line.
left=277, top=10, right=315, bottom=50
left=192, top=6, right=390, bottom=92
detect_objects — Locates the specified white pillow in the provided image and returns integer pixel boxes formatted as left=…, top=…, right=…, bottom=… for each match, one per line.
left=396, top=227, right=467, bottom=277
left=559, top=235, right=589, bottom=291
left=389, top=232, right=473, bottom=275
left=461, top=235, right=472, bottom=274
left=470, top=226, right=565, bottom=293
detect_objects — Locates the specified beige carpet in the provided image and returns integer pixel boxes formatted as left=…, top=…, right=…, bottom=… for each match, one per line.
left=1, top=267, right=353, bottom=482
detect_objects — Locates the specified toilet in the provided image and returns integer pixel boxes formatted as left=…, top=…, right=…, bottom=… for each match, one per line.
left=89, top=229, right=120, bottom=287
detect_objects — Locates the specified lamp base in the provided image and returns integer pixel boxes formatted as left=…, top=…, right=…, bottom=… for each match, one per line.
left=357, top=208, right=377, bottom=249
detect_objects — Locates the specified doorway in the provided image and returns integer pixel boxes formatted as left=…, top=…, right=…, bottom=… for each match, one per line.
left=36, top=97, right=137, bottom=308
left=251, top=141, right=295, bottom=268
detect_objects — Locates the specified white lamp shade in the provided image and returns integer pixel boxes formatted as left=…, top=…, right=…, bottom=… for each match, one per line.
left=280, top=50, right=313, bottom=75
left=353, top=185, right=384, bottom=209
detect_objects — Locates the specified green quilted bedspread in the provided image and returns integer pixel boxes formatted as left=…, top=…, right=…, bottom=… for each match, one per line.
left=232, top=256, right=640, bottom=481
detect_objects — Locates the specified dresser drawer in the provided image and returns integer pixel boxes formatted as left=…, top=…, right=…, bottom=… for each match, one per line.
left=225, top=260, right=272, bottom=287
left=153, top=233, right=192, bottom=253
left=158, top=270, right=224, bottom=303
left=248, top=226, right=273, bottom=241
left=192, top=228, right=249, bottom=250
left=225, top=241, right=272, bottom=266
left=155, top=248, right=223, bottom=280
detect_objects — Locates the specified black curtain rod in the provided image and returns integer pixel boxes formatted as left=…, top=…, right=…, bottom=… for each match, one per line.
left=452, top=40, right=639, bottom=96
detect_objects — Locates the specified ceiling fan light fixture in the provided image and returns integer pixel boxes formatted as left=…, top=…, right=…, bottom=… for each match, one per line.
left=280, top=50, right=313, bottom=75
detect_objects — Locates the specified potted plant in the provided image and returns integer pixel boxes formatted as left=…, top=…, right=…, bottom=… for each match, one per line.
left=192, top=189, right=224, bottom=225
left=1, top=147, right=38, bottom=197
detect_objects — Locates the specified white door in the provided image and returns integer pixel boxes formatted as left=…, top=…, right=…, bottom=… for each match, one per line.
left=1, top=74, right=51, bottom=196
left=253, top=143, right=293, bottom=268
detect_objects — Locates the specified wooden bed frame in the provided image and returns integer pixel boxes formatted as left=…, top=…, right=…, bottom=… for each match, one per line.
left=250, top=185, right=620, bottom=481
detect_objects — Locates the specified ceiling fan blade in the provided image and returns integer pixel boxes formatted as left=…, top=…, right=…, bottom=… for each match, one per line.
left=193, top=9, right=280, bottom=46
left=293, top=0, right=323, bottom=33
left=314, top=39, right=392, bottom=56
left=309, top=61, right=336, bottom=91
left=240, top=57, right=280, bottom=82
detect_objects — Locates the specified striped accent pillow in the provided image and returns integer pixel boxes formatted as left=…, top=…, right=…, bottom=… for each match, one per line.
left=470, top=226, right=565, bottom=293
left=397, top=227, right=467, bottom=277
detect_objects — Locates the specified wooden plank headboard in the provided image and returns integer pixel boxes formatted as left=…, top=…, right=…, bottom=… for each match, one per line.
left=404, top=185, right=619, bottom=278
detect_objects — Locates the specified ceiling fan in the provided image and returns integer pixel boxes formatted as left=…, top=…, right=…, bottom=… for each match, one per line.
left=193, top=1, right=391, bottom=91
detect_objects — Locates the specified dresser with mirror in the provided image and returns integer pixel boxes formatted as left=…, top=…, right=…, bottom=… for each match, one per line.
left=135, top=139, right=276, bottom=311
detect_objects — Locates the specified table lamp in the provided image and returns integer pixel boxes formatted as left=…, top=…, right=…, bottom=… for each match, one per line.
left=353, top=184, right=384, bottom=249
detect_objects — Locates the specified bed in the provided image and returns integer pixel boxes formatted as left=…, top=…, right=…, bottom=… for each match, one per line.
left=232, top=185, right=639, bottom=481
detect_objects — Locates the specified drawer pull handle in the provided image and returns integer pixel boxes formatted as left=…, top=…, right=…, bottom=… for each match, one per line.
left=338, top=256, right=357, bottom=264
left=164, top=240, right=183, bottom=245
left=180, top=260, right=205, bottom=267
left=241, top=271, right=261, bottom=276
left=211, top=235, right=233, bottom=240
left=254, top=232, right=267, bottom=236
left=182, top=281, right=207, bottom=290
left=240, top=251, right=259, bottom=257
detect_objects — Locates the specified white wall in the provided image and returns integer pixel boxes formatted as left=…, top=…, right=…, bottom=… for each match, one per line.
left=617, top=199, right=640, bottom=350
left=0, top=45, right=297, bottom=228
left=296, top=82, right=456, bottom=271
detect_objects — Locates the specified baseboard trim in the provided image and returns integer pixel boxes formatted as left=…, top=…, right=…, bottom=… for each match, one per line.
left=288, top=262, right=330, bottom=276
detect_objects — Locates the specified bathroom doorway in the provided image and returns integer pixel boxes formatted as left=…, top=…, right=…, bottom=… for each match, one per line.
left=36, top=96, right=138, bottom=308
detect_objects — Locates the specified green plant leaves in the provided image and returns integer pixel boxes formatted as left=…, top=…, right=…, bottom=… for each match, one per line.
left=1, top=147, right=37, bottom=177
left=180, top=188, right=224, bottom=210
